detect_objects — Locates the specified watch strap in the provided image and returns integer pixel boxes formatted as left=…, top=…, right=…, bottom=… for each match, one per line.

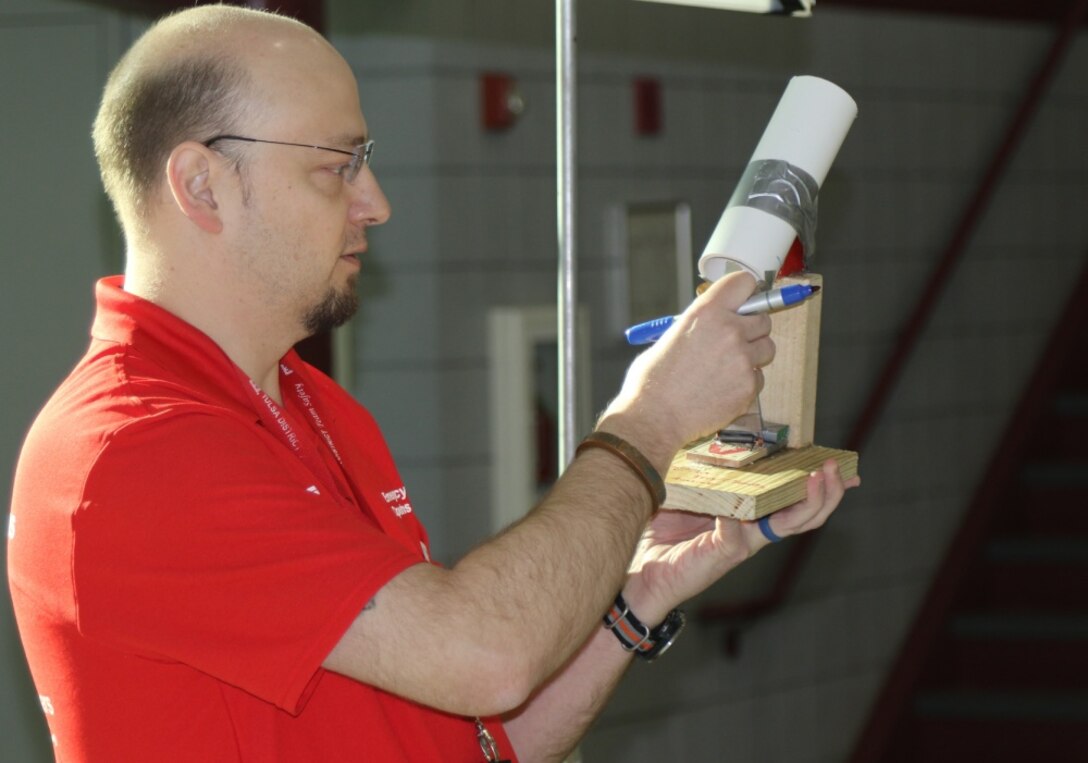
left=603, top=593, right=685, bottom=662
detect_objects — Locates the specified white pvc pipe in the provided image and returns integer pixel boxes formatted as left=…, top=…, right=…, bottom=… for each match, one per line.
left=556, top=0, right=578, bottom=469
left=699, top=75, right=857, bottom=281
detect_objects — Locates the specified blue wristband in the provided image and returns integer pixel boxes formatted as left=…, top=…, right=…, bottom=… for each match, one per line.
left=758, top=515, right=784, bottom=543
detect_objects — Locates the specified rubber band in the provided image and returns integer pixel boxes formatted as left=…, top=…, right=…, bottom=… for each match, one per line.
left=758, top=515, right=784, bottom=543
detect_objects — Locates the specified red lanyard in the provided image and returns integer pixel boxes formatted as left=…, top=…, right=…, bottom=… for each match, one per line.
left=246, top=364, right=355, bottom=508
left=244, top=360, right=433, bottom=563
left=280, top=364, right=344, bottom=465
left=248, top=364, right=341, bottom=463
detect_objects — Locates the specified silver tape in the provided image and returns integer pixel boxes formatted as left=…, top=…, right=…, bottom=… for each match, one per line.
left=726, top=158, right=820, bottom=263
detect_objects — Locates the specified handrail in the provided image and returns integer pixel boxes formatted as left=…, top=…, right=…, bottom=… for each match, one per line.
left=697, top=0, right=1088, bottom=638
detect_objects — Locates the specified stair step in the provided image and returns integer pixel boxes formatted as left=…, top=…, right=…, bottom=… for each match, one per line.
left=899, top=691, right=1088, bottom=761
left=900, top=712, right=1088, bottom=761
left=916, top=689, right=1088, bottom=720
left=1053, top=393, right=1088, bottom=418
left=927, top=614, right=1088, bottom=690
left=1057, top=357, right=1088, bottom=387
left=962, top=539, right=1088, bottom=611
left=927, top=636, right=1088, bottom=691
left=1046, top=395, right=1088, bottom=456
left=987, top=537, right=1088, bottom=564
left=1020, top=463, right=1088, bottom=490
left=951, top=612, right=1088, bottom=640
left=967, top=567, right=1088, bottom=610
left=1000, top=475, right=1088, bottom=534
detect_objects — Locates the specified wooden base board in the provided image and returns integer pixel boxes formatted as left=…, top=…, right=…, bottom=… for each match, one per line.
left=664, top=443, right=858, bottom=520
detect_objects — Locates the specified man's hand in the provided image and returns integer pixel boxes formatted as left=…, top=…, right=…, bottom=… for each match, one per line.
left=622, top=459, right=861, bottom=624
left=599, top=271, right=775, bottom=471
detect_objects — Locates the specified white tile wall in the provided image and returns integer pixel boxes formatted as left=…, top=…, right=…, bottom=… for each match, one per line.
left=331, top=9, right=1088, bottom=761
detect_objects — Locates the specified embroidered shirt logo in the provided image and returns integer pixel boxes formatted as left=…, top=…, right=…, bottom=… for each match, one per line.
left=380, top=486, right=413, bottom=518
left=305, top=485, right=321, bottom=496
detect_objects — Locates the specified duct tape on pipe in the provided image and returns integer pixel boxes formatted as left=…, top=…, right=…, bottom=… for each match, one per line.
left=727, top=158, right=819, bottom=265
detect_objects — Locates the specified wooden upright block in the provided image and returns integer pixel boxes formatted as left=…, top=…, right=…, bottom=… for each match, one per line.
left=761, top=273, right=822, bottom=448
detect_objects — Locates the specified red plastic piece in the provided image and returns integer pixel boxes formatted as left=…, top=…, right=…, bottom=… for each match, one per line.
left=777, top=237, right=806, bottom=277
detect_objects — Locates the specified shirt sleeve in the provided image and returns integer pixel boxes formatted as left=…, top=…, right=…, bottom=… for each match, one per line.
left=71, top=409, right=422, bottom=714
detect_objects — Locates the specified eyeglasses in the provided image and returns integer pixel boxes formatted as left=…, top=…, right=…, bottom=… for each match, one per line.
left=204, top=135, right=374, bottom=184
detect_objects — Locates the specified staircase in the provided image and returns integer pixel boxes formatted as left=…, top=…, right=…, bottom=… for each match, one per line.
left=877, top=315, right=1088, bottom=760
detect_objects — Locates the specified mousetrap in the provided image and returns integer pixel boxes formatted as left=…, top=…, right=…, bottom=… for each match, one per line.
left=663, top=274, right=859, bottom=520
left=685, top=416, right=789, bottom=469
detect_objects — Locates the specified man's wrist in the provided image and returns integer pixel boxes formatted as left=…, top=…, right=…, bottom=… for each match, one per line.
left=602, top=592, right=686, bottom=662
left=618, top=577, right=672, bottom=629
left=593, top=413, right=680, bottom=478
left=576, top=432, right=666, bottom=510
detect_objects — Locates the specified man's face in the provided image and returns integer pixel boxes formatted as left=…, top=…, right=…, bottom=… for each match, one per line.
left=223, top=33, right=390, bottom=339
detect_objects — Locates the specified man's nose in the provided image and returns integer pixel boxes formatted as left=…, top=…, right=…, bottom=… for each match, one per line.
left=348, top=167, right=391, bottom=226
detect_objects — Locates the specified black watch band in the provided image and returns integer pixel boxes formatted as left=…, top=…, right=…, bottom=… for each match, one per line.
left=603, top=593, right=685, bottom=662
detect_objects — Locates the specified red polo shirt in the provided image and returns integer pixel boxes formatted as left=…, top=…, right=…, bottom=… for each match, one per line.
left=7, top=277, right=516, bottom=762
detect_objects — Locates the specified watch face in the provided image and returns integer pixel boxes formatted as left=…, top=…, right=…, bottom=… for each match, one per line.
left=646, top=610, right=686, bottom=661
left=651, top=635, right=678, bottom=660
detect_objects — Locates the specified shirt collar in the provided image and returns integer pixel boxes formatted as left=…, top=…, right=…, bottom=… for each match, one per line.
left=90, top=275, right=277, bottom=412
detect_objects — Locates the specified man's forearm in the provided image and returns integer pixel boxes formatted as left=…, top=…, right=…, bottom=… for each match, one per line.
left=449, top=445, right=658, bottom=693
left=324, top=439, right=662, bottom=716
left=503, top=620, right=635, bottom=762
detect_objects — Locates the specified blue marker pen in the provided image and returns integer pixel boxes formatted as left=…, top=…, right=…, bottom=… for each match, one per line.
left=736, top=283, right=821, bottom=316
left=624, top=283, right=820, bottom=346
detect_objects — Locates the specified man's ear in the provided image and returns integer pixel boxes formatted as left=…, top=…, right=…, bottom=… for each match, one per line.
left=165, top=142, right=225, bottom=234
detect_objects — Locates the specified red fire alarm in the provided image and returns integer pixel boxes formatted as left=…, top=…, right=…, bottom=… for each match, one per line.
left=634, top=77, right=662, bottom=136
left=481, top=72, right=525, bottom=131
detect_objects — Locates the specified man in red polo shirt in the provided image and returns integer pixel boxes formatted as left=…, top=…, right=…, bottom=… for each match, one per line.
left=7, top=6, right=857, bottom=761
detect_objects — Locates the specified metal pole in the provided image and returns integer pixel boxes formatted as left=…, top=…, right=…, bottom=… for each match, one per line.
left=556, top=17, right=588, bottom=763
left=556, top=0, right=578, bottom=469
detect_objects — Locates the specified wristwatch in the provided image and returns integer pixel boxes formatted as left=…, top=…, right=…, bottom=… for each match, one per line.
left=603, top=593, right=686, bottom=662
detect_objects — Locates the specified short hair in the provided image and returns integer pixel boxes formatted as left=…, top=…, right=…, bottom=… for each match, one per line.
left=91, top=6, right=303, bottom=224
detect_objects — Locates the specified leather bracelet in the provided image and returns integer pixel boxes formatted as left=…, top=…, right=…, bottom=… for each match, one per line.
left=575, top=431, right=666, bottom=509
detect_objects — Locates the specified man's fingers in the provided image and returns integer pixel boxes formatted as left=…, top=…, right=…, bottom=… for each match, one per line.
left=757, top=460, right=859, bottom=542
left=750, top=334, right=776, bottom=368
left=698, top=271, right=758, bottom=309
left=794, top=460, right=856, bottom=533
left=796, top=465, right=839, bottom=528
left=741, top=312, right=773, bottom=341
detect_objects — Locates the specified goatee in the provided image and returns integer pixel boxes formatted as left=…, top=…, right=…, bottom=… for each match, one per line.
left=302, top=277, right=359, bottom=336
